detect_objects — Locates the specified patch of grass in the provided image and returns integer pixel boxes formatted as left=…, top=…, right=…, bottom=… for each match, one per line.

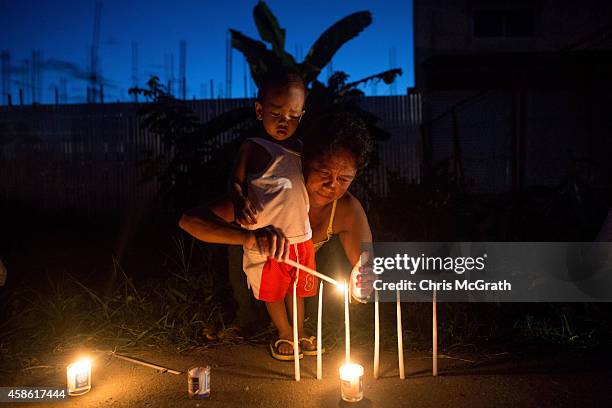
left=512, top=304, right=611, bottom=349
left=0, top=233, right=222, bottom=365
left=2, top=231, right=611, bottom=371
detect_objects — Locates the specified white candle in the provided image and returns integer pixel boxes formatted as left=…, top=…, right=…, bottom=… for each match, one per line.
left=344, top=279, right=350, bottom=363
left=67, top=359, right=91, bottom=396
left=339, top=363, right=364, bottom=402
left=317, top=281, right=323, bottom=380
left=293, top=275, right=300, bottom=381
left=433, top=288, right=438, bottom=377
left=283, top=259, right=339, bottom=286
left=397, top=289, right=405, bottom=379
left=374, top=289, right=380, bottom=379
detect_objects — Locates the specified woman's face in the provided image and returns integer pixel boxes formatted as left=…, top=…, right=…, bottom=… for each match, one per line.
left=305, top=149, right=358, bottom=207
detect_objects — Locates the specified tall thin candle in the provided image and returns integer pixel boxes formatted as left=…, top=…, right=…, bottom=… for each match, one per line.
left=397, top=289, right=405, bottom=379
left=317, top=281, right=323, bottom=380
left=344, top=279, right=350, bottom=363
left=374, top=289, right=380, bottom=379
left=433, top=288, right=438, bottom=377
left=293, top=277, right=300, bottom=381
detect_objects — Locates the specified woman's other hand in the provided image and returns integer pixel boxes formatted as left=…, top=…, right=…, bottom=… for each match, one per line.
left=245, top=226, right=289, bottom=262
left=351, top=251, right=375, bottom=303
left=234, top=195, right=259, bottom=226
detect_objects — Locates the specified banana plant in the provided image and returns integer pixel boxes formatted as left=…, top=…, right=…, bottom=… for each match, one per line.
left=133, top=0, right=404, bottom=212
left=232, top=1, right=402, bottom=108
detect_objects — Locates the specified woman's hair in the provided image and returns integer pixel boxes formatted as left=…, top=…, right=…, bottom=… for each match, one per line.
left=302, top=112, right=373, bottom=171
left=257, top=66, right=306, bottom=101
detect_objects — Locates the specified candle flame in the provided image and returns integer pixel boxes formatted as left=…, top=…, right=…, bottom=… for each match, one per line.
left=339, top=363, right=364, bottom=379
left=69, top=359, right=91, bottom=373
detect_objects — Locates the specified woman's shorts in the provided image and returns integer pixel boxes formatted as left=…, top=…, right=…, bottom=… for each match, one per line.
left=243, top=240, right=317, bottom=302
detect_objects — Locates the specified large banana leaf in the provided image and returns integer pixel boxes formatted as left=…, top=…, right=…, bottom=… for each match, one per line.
left=230, top=29, right=279, bottom=86
left=300, top=11, right=372, bottom=84
left=253, top=1, right=285, bottom=58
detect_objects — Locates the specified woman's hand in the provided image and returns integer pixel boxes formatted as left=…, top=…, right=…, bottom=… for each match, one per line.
left=234, top=194, right=259, bottom=226
left=244, top=225, right=290, bottom=261
left=350, top=251, right=375, bottom=303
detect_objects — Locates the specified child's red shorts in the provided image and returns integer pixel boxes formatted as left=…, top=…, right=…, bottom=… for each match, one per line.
left=243, top=240, right=317, bottom=302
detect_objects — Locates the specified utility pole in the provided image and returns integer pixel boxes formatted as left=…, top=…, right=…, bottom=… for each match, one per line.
left=21, top=59, right=29, bottom=104
left=179, top=40, right=186, bottom=99
left=389, top=47, right=397, bottom=95
left=31, top=50, right=42, bottom=104
left=225, top=31, right=232, bottom=99
left=131, top=41, right=138, bottom=102
left=89, top=0, right=102, bottom=103
left=60, top=77, right=67, bottom=104
left=170, top=53, right=174, bottom=95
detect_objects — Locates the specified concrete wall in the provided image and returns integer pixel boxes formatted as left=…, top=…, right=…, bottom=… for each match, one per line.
left=414, top=0, right=612, bottom=89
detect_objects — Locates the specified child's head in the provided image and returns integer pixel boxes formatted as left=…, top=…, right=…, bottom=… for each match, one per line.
left=255, top=66, right=306, bottom=141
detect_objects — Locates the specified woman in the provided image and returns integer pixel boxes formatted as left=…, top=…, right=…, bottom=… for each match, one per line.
left=179, top=112, right=374, bottom=356
left=302, top=112, right=373, bottom=279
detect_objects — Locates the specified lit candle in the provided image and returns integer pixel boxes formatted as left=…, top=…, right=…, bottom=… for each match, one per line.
left=433, top=288, right=438, bottom=377
left=339, top=363, right=364, bottom=402
left=344, top=279, right=350, bottom=363
left=397, top=289, right=405, bottom=379
left=374, top=288, right=380, bottom=379
left=66, top=359, right=91, bottom=396
left=293, top=276, right=300, bottom=381
left=317, top=280, right=323, bottom=380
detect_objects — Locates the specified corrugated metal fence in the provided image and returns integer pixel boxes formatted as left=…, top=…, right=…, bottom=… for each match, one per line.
left=0, top=95, right=422, bottom=214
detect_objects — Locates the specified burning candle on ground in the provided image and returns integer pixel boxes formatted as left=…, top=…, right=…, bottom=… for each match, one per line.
left=317, top=280, right=323, bottom=380
left=66, top=358, right=91, bottom=396
left=397, top=289, right=405, bottom=379
left=339, top=363, right=364, bottom=402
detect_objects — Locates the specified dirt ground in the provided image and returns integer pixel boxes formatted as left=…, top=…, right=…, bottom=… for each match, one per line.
left=1, top=344, right=611, bottom=408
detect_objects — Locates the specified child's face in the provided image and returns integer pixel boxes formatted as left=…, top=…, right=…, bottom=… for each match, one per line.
left=255, top=84, right=305, bottom=141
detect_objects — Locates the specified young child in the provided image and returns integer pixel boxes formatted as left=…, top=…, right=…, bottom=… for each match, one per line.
left=230, top=67, right=318, bottom=360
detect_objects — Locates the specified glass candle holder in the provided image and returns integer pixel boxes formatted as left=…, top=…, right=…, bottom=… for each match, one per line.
left=339, top=363, right=364, bottom=402
left=66, top=359, right=91, bottom=396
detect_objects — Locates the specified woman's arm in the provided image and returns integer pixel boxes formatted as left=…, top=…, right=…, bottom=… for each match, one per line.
left=336, top=193, right=373, bottom=266
left=179, top=197, right=247, bottom=245
left=179, top=197, right=290, bottom=260
left=336, top=193, right=374, bottom=301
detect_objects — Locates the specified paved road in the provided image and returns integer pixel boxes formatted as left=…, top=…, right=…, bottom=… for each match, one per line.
left=1, top=345, right=610, bottom=407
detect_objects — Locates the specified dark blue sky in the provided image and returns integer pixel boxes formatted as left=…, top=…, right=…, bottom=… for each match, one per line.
left=1, top=0, right=413, bottom=104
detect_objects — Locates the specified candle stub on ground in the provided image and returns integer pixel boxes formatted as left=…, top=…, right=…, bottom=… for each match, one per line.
left=66, top=359, right=91, bottom=396
left=188, top=366, right=210, bottom=399
left=339, top=363, right=364, bottom=402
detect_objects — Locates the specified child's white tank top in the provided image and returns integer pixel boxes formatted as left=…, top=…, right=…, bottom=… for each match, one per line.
left=242, top=137, right=312, bottom=244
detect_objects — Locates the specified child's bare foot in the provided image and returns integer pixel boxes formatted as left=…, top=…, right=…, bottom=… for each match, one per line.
left=277, top=331, right=296, bottom=355
left=299, top=336, right=323, bottom=355
left=269, top=330, right=303, bottom=361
